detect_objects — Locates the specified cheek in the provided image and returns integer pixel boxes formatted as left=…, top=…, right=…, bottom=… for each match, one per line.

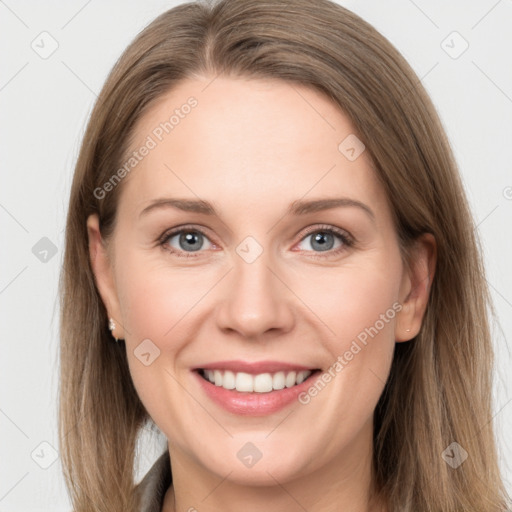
left=295, top=256, right=401, bottom=406
left=333, top=271, right=399, bottom=346
left=116, top=258, right=196, bottom=432
left=114, top=250, right=219, bottom=414
left=296, top=254, right=401, bottom=344
left=115, top=248, right=204, bottom=341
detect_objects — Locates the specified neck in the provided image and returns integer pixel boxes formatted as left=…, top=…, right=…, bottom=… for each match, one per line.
left=162, top=417, right=386, bottom=512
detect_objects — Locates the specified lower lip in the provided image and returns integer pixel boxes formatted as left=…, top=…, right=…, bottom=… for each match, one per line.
left=192, top=370, right=322, bottom=416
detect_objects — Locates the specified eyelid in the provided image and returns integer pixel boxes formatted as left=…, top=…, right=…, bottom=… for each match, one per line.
left=158, top=223, right=216, bottom=241
left=297, top=224, right=353, bottom=245
left=158, top=223, right=354, bottom=258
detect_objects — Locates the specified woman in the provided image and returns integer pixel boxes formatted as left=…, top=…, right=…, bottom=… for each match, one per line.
left=58, top=0, right=511, bottom=510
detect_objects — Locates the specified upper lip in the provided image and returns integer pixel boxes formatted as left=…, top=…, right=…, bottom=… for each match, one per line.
left=194, top=360, right=319, bottom=375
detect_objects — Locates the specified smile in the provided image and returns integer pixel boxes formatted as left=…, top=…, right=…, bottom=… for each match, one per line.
left=192, top=367, right=322, bottom=416
left=198, top=368, right=315, bottom=393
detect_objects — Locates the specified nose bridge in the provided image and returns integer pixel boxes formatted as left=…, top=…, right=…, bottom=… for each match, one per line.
left=216, top=240, right=294, bottom=338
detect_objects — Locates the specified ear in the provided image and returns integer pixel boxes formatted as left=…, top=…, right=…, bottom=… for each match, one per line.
left=86, top=213, right=124, bottom=340
left=395, top=233, right=437, bottom=342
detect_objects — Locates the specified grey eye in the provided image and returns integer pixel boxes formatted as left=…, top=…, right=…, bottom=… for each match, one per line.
left=167, top=230, right=213, bottom=252
left=298, top=231, right=342, bottom=252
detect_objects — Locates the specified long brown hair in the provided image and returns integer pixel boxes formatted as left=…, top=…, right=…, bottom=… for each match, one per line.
left=58, top=0, right=511, bottom=510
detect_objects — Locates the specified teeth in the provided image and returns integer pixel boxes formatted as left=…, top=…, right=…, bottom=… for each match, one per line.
left=285, top=371, right=296, bottom=388
left=236, top=372, right=254, bottom=392
left=202, top=369, right=313, bottom=392
left=273, top=371, right=285, bottom=390
left=222, top=370, right=236, bottom=390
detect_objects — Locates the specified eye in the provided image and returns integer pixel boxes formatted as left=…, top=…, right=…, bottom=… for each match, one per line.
left=159, top=225, right=214, bottom=258
left=295, top=224, right=353, bottom=258
left=159, top=224, right=354, bottom=259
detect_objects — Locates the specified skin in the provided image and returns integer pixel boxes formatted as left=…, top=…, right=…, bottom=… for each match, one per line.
left=87, top=76, right=436, bottom=512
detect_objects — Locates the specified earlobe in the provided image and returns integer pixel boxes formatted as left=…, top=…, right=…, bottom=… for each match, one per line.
left=395, top=233, right=437, bottom=342
left=86, top=214, right=124, bottom=340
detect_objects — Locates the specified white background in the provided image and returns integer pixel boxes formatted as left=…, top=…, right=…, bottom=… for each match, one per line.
left=1, top=0, right=511, bottom=509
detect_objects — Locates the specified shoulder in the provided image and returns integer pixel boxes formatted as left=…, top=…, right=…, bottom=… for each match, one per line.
left=135, top=450, right=173, bottom=512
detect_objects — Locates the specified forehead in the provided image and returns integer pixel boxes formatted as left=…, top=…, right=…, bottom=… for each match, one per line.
left=118, top=76, right=387, bottom=222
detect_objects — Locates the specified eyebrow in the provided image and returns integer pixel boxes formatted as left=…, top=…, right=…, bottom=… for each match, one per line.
left=139, top=197, right=375, bottom=222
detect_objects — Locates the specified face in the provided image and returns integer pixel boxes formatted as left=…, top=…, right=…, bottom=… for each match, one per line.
left=88, top=76, right=434, bottom=487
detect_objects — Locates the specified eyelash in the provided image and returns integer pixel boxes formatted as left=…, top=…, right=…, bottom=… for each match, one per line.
left=158, top=224, right=354, bottom=260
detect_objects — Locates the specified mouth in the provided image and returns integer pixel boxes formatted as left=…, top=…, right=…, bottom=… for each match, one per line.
left=195, top=368, right=322, bottom=393
left=192, top=363, right=324, bottom=416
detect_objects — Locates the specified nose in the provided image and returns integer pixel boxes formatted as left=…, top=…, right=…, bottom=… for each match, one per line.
left=215, top=250, right=295, bottom=340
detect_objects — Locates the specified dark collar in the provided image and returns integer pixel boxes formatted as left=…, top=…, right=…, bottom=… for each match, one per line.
left=136, top=450, right=172, bottom=512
